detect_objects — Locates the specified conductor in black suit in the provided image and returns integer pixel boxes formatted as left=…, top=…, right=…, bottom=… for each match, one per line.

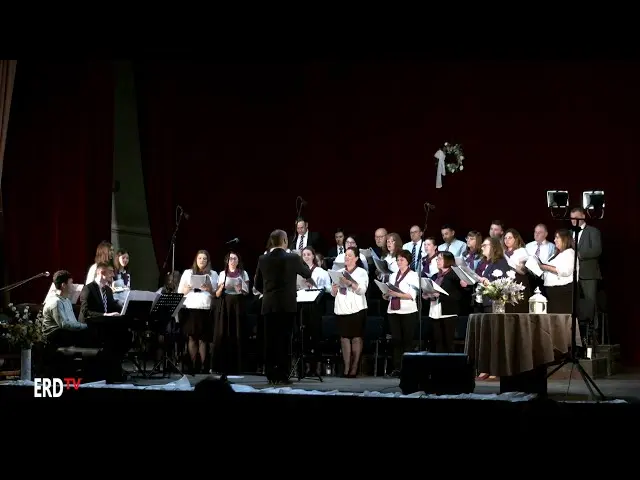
left=78, top=262, right=132, bottom=381
left=255, top=229, right=312, bottom=383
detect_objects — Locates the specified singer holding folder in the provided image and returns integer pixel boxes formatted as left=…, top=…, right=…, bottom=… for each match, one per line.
left=422, top=252, right=463, bottom=353
left=383, top=250, right=419, bottom=376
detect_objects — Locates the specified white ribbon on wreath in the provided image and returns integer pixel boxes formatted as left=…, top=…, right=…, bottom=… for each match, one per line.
left=434, top=149, right=446, bottom=189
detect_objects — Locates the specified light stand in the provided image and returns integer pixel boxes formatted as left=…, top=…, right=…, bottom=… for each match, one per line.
left=545, top=191, right=606, bottom=401
left=162, top=206, right=187, bottom=274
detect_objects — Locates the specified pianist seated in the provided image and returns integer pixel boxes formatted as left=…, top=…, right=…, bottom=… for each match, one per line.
left=42, top=270, right=89, bottom=347
left=78, top=262, right=131, bottom=382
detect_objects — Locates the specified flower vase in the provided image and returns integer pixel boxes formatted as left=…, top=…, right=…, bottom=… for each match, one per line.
left=491, top=300, right=506, bottom=314
left=20, top=347, right=32, bottom=381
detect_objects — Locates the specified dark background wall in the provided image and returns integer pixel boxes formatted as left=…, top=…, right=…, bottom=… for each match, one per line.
left=3, top=58, right=638, bottom=362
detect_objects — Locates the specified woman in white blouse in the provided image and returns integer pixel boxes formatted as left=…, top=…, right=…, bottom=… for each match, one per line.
left=178, top=249, right=219, bottom=374
left=331, top=247, right=369, bottom=378
left=300, top=246, right=331, bottom=376
left=383, top=250, right=420, bottom=377
left=212, top=251, right=250, bottom=374
left=539, top=229, right=575, bottom=314
left=382, top=232, right=402, bottom=278
left=503, top=229, right=531, bottom=313
left=85, top=241, right=113, bottom=285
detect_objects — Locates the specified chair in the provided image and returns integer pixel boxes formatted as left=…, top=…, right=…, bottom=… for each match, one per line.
left=362, top=315, right=385, bottom=376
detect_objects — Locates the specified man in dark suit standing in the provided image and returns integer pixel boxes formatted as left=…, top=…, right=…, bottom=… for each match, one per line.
left=570, top=207, right=602, bottom=336
left=290, top=217, right=323, bottom=254
left=255, top=229, right=312, bottom=384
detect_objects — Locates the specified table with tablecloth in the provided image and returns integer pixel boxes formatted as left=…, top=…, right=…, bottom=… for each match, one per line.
left=465, top=313, right=578, bottom=394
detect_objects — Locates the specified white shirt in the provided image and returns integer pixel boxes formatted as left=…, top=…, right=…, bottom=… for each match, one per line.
left=506, top=247, right=529, bottom=269
left=525, top=240, right=556, bottom=263
left=218, top=270, right=250, bottom=295
left=384, top=254, right=399, bottom=273
left=386, top=269, right=419, bottom=315
left=334, top=252, right=369, bottom=272
left=178, top=269, right=219, bottom=310
left=438, top=239, right=466, bottom=258
left=403, top=240, right=424, bottom=270
left=332, top=266, right=368, bottom=315
left=85, top=263, right=97, bottom=285
left=293, top=234, right=308, bottom=251
left=544, top=248, right=575, bottom=287
left=310, top=266, right=332, bottom=292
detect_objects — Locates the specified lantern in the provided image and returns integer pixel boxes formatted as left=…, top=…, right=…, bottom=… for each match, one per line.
left=528, top=287, right=548, bottom=314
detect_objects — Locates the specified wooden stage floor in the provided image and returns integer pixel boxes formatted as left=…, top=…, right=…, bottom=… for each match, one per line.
left=123, top=361, right=640, bottom=402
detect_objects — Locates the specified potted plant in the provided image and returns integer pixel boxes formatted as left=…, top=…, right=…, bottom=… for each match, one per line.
left=0, top=303, right=45, bottom=380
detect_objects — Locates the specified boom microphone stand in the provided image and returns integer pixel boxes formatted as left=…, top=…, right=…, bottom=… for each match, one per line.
left=417, top=202, right=433, bottom=351
left=162, top=206, right=188, bottom=274
left=546, top=214, right=606, bottom=401
left=0, top=271, right=50, bottom=292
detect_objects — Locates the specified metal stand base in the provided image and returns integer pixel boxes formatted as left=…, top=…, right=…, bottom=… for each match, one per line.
left=547, top=354, right=607, bottom=401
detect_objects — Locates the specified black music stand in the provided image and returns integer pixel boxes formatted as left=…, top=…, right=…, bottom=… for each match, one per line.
left=147, top=293, right=185, bottom=378
left=121, top=299, right=155, bottom=378
left=289, top=289, right=324, bottom=382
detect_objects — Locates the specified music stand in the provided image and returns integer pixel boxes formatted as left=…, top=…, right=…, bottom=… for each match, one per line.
left=147, top=293, right=186, bottom=378
left=119, top=296, right=156, bottom=378
left=289, top=288, right=324, bottom=382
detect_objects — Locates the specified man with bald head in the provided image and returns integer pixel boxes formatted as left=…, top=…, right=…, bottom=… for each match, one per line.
left=525, top=223, right=556, bottom=263
left=373, top=228, right=388, bottom=258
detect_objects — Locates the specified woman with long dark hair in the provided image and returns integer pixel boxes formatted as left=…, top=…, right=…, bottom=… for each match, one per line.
left=212, top=251, right=250, bottom=374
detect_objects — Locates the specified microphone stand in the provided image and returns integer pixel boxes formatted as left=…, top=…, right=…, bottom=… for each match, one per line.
left=417, top=203, right=432, bottom=351
left=0, top=272, right=50, bottom=292
left=546, top=218, right=606, bottom=401
left=162, top=207, right=186, bottom=274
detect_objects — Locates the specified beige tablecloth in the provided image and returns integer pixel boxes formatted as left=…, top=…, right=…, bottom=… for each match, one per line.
left=464, top=313, right=578, bottom=377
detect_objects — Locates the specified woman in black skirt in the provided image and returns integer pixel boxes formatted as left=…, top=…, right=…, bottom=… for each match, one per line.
left=212, top=251, right=250, bottom=374
left=540, top=229, right=575, bottom=313
left=178, top=250, right=219, bottom=374
left=330, top=247, right=369, bottom=377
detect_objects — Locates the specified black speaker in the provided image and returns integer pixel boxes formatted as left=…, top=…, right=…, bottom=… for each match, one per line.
left=399, top=352, right=475, bottom=395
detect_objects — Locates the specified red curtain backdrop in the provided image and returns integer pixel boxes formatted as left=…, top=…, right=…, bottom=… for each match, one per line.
left=2, top=62, right=114, bottom=303
left=135, top=60, right=640, bottom=362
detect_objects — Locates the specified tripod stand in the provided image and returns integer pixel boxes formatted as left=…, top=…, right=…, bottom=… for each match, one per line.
left=289, top=292, right=323, bottom=382
left=546, top=224, right=606, bottom=401
left=416, top=202, right=434, bottom=351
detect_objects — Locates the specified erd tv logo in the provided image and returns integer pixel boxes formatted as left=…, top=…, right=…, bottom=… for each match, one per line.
left=33, top=378, right=82, bottom=397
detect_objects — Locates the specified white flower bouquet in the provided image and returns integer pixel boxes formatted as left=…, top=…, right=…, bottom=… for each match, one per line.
left=0, top=303, right=45, bottom=349
left=476, top=269, right=525, bottom=305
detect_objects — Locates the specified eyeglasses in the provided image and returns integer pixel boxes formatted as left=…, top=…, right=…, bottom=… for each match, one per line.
left=481, top=244, right=490, bottom=248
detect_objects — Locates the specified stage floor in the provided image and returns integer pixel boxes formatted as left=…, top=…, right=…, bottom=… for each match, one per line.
left=122, top=361, right=640, bottom=402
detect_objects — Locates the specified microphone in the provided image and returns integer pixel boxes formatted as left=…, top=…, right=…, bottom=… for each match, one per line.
left=424, top=202, right=436, bottom=210
left=177, top=205, right=190, bottom=220
left=226, top=238, right=240, bottom=244
left=296, top=196, right=307, bottom=206
left=0, top=271, right=51, bottom=292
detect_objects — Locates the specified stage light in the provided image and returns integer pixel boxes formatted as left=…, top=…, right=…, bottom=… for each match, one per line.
left=546, top=190, right=569, bottom=219
left=582, top=190, right=605, bottom=219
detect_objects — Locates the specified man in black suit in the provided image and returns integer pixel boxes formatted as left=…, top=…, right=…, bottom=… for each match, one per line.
left=570, top=207, right=602, bottom=336
left=290, top=217, right=323, bottom=254
left=78, top=262, right=131, bottom=382
left=255, top=229, right=312, bottom=383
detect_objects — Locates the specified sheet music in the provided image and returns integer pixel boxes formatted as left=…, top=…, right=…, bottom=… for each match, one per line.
left=420, top=277, right=449, bottom=296
left=69, top=284, right=83, bottom=304
left=374, top=280, right=390, bottom=295
left=373, top=258, right=391, bottom=275
left=370, top=249, right=380, bottom=261
left=190, top=275, right=209, bottom=289
left=525, top=256, right=544, bottom=278
left=296, top=289, right=321, bottom=303
left=331, top=262, right=344, bottom=271
left=360, top=248, right=373, bottom=259
left=296, top=275, right=316, bottom=290
left=121, top=290, right=159, bottom=315
left=225, top=276, right=249, bottom=293
left=452, top=258, right=482, bottom=284
left=328, top=270, right=347, bottom=284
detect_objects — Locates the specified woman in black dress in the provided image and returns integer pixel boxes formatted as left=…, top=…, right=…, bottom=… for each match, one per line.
left=212, top=251, right=250, bottom=374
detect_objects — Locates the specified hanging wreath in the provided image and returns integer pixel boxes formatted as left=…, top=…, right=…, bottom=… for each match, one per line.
left=434, top=142, right=465, bottom=189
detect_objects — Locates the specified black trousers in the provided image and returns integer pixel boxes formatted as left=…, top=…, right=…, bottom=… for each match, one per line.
left=388, top=312, right=417, bottom=370
left=264, top=312, right=295, bottom=381
left=430, top=316, right=458, bottom=353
